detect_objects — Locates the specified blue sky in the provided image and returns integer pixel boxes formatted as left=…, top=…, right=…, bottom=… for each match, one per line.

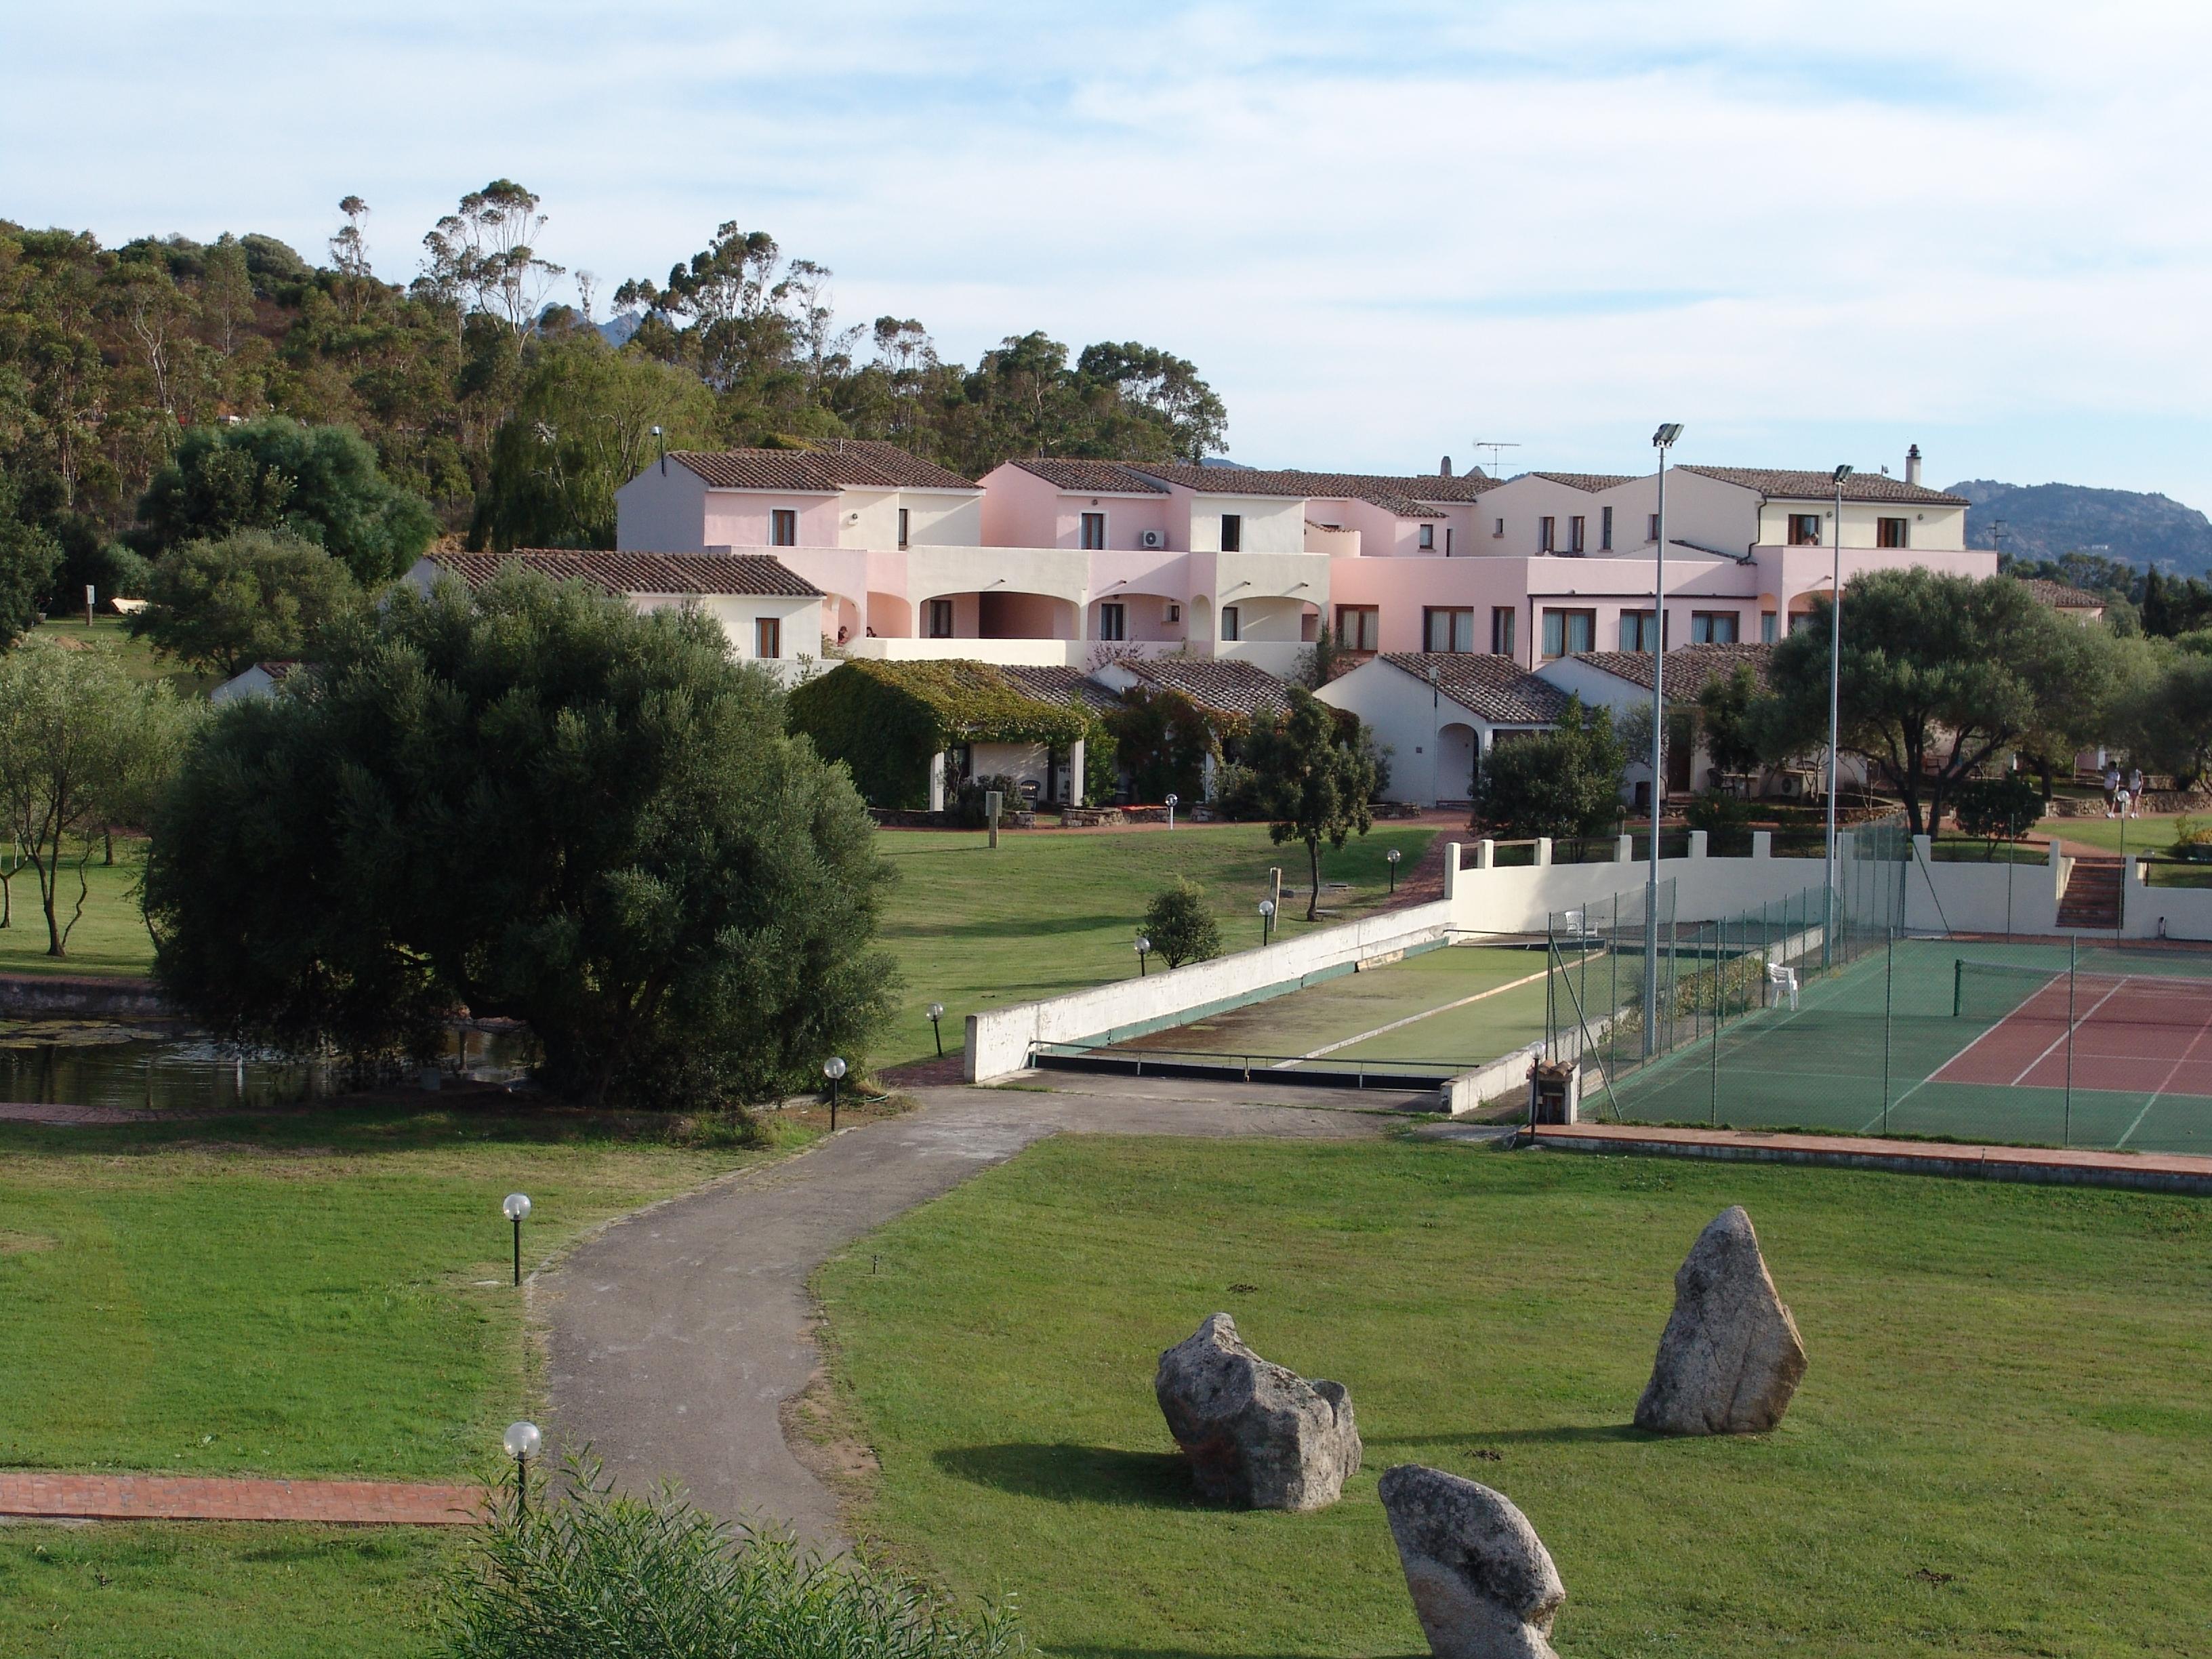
left=5, top=2, right=2209, bottom=504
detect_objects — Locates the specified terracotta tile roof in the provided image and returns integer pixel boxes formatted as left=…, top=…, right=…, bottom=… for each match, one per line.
left=430, top=549, right=822, bottom=598
left=1677, top=466, right=1968, bottom=506
left=1120, top=656, right=1292, bottom=718
left=1124, top=464, right=1499, bottom=518
left=1008, top=459, right=1169, bottom=495
left=1568, top=642, right=1773, bottom=697
left=1529, top=472, right=1639, bottom=493
left=1378, top=653, right=1566, bottom=724
left=998, top=664, right=1122, bottom=714
left=2015, top=577, right=2106, bottom=610
left=670, top=441, right=979, bottom=493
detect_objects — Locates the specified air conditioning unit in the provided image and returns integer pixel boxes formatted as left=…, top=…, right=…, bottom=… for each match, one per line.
left=1139, top=529, right=1165, bottom=550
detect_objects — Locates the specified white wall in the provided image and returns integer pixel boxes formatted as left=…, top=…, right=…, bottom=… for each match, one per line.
left=614, top=465, right=712, bottom=551
left=1315, top=657, right=1538, bottom=805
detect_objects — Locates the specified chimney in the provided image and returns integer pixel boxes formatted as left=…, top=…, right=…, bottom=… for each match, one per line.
left=1439, top=455, right=1453, bottom=477
left=1905, top=443, right=1922, bottom=487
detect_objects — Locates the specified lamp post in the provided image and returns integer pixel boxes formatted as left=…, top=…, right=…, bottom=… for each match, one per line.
left=504, top=1420, right=541, bottom=1519
left=1259, top=897, right=1275, bottom=947
left=1165, top=792, right=1179, bottom=830
left=502, top=1192, right=531, bottom=1287
left=1643, top=422, right=1683, bottom=1056
left=1826, top=464, right=1853, bottom=965
left=823, top=1056, right=846, bottom=1130
left=1386, top=847, right=1402, bottom=895
left=1134, top=935, right=1152, bottom=977
left=926, top=1002, right=945, bottom=1058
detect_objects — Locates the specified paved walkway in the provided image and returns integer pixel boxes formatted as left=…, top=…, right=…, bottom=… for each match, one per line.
left=0, top=1472, right=483, bottom=1525
left=545, top=1074, right=1401, bottom=1544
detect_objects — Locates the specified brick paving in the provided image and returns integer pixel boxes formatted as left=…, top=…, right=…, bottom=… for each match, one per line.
left=0, top=1472, right=487, bottom=1525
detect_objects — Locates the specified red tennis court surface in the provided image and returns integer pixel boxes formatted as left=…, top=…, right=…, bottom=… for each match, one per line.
left=1936, top=972, right=2212, bottom=1099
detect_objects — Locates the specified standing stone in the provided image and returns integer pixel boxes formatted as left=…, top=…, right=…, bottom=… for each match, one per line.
left=1153, top=1313, right=1360, bottom=1511
left=1635, top=1204, right=1807, bottom=1435
left=1378, top=1465, right=1565, bottom=1659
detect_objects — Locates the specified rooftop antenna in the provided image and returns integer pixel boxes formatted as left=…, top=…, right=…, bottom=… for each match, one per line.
left=1991, top=517, right=2009, bottom=558
left=1471, top=440, right=1521, bottom=481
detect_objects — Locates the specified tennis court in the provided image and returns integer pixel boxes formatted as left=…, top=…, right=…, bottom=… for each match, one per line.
left=1608, top=938, right=2212, bottom=1155
left=1101, top=940, right=1553, bottom=1073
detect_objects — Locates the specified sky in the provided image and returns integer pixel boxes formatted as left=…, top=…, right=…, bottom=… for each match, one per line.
left=5, top=1, right=2210, bottom=504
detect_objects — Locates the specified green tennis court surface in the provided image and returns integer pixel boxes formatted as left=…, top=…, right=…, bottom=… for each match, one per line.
left=1609, top=937, right=2212, bottom=1155
left=1109, top=942, right=1553, bottom=1070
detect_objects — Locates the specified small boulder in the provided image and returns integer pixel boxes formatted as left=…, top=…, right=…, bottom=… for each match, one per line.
left=1635, top=1204, right=1807, bottom=1435
left=1153, top=1313, right=1359, bottom=1511
left=1378, top=1464, right=1565, bottom=1659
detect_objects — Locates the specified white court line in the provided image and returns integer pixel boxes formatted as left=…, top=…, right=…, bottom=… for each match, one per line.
left=1273, top=962, right=1555, bottom=1068
left=2009, top=981, right=2125, bottom=1086
left=2116, top=992, right=2212, bottom=1149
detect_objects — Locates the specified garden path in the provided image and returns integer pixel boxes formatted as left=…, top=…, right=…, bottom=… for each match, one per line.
left=544, top=1074, right=1403, bottom=1547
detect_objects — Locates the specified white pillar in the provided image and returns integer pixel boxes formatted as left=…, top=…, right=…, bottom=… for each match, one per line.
left=928, top=752, right=948, bottom=813
left=1535, top=837, right=1553, bottom=867
left=1688, top=829, right=1708, bottom=859
left=1615, top=833, right=1633, bottom=863
left=1443, top=842, right=1462, bottom=900
left=1476, top=839, right=1496, bottom=869
left=1067, top=737, right=1086, bottom=808
left=1752, top=830, right=1773, bottom=860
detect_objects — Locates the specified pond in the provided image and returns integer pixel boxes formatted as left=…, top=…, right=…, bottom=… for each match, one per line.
left=0, top=1020, right=537, bottom=1113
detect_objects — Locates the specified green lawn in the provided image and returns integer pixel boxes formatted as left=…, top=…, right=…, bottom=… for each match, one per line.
left=32, top=615, right=217, bottom=699
left=0, top=1100, right=827, bottom=1657
left=0, top=839, right=155, bottom=978
left=874, top=823, right=1437, bottom=1070
left=2038, top=811, right=2190, bottom=855
left=817, top=1136, right=2212, bottom=1657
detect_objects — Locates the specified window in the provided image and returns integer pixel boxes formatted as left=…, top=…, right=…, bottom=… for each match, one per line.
left=1647, top=513, right=1660, bottom=543
left=754, top=616, right=781, bottom=659
left=1334, top=605, right=1379, bottom=651
left=1569, top=515, right=1586, bottom=554
left=1424, top=607, right=1475, bottom=653
left=1788, top=513, right=1822, bottom=546
left=1542, top=608, right=1595, bottom=659
left=1878, top=516, right=1908, bottom=548
left=1220, top=605, right=1240, bottom=642
left=1490, top=607, right=1517, bottom=657
left=1538, top=516, right=1556, bottom=553
left=1690, top=611, right=1740, bottom=644
left=1788, top=610, right=1818, bottom=636
left=1493, top=516, right=1505, bottom=538
left=927, top=598, right=955, bottom=638
left=771, top=508, right=798, bottom=547
left=1418, top=524, right=1435, bottom=550
left=1620, top=610, right=1658, bottom=653
left=1761, top=611, right=1778, bottom=643
left=897, top=508, right=910, bottom=549
left=1097, top=602, right=1126, bottom=641
left=1601, top=506, right=1614, bottom=550
left=1080, top=511, right=1105, bottom=550
left=1220, top=514, right=1242, bottom=552
left=1445, top=527, right=1454, bottom=556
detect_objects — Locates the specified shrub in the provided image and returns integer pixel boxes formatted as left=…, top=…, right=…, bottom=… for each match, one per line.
left=950, top=773, right=1022, bottom=829
left=1143, top=877, right=1222, bottom=968
left=1474, top=697, right=1624, bottom=838
left=1953, top=771, right=2041, bottom=853
left=440, top=1456, right=1021, bottom=1659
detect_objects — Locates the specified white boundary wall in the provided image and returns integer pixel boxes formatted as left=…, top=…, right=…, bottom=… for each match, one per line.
left=1442, top=834, right=1835, bottom=933
left=965, top=899, right=1455, bottom=1081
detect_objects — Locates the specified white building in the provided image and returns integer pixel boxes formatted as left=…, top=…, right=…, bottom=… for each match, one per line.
left=1315, top=652, right=1567, bottom=807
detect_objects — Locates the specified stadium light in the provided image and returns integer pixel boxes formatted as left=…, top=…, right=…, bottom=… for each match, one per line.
left=1826, top=464, right=1854, bottom=964
left=1643, top=422, right=1683, bottom=1055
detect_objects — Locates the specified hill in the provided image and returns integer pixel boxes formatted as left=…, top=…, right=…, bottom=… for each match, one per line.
left=1950, top=479, right=2212, bottom=576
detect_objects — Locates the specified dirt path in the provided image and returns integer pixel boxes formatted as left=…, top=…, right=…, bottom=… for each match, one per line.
left=543, top=1075, right=1404, bottom=1545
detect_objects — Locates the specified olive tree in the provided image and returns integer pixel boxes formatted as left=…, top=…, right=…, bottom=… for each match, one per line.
left=144, top=569, right=898, bottom=1108
left=129, top=529, right=363, bottom=676
left=1241, top=687, right=1376, bottom=921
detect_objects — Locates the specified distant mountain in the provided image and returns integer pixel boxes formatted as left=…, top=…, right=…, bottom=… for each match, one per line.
left=1949, top=479, right=2212, bottom=576
left=596, top=312, right=641, bottom=348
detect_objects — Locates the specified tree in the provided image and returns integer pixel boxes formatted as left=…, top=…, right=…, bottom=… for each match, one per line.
left=1953, top=772, right=2042, bottom=855
left=1142, top=878, right=1223, bottom=969
left=419, top=181, right=565, bottom=349
left=1696, top=663, right=1764, bottom=779
left=0, top=474, right=63, bottom=644
left=2116, top=643, right=2212, bottom=790
left=1473, top=697, right=1624, bottom=840
left=143, top=568, right=898, bottom=1109
left=129, top=529, right=361, bottom=676
left=1105, top=686, right=1214, bottom=806
left=1755, top=569, right=2104, bottom=838
left=471, top=333, right=716, bottom=549
left=138, top=417, right=438, bottom=584
left=1242, top=688, right=1376, bottom=920
left=0, top=638, right=192, bottom=955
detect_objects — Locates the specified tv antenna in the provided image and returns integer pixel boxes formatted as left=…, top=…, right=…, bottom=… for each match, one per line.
left=1471, top=441, right=1521, bottom=481
left=1990, top=517, right=2009, bottom=558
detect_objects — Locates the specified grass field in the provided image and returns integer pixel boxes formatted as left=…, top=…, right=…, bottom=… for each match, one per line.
left=872, top=823, right=1437, bottom=1070
left=0, top=1099, right=825, bottom=1658
left=0, top=839, right=155, bottom=979
left=31, top=615, right=216, bottom=699
left=2036, top=811, right=2188, bottom=855
left=1113, top=941, right=1548, bottom=1069
left=816, top=1135, right=2212, bottom=1658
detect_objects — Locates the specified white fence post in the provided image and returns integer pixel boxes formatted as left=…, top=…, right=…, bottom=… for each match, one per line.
left=1752, top=830, right=1772, bottom=859
left=1534, top=838, right=1553, bottom=867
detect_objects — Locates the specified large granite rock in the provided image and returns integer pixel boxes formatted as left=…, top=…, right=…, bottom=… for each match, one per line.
left=1635, top=1204, right=1807, bottom=1435
left=1378, top=1465, right=1565, bottom=1659
left=1153, top=1313, right=1360, bottom=1511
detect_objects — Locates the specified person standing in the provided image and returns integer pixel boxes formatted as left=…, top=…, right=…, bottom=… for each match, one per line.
left=2130, top=766, right=2146, bottom=815
left=2105, top=760, right=2123, bottom=817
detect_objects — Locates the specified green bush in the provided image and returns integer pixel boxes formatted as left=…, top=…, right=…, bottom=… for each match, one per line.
left=787, top=661, right=1087, bottom=810
left=1474, top=697, right=1624, bottom=838
left=1143, top=877, right=1223, bottom=969
left=441, top=1457, right=1021, bottom=1659
left=1953, top=771, right=2041, bottom=853
left=950, top=773, right=1022, bottom=829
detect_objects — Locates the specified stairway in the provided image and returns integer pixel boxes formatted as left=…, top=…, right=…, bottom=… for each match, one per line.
left=2057, top=856, right=2123, bottom=929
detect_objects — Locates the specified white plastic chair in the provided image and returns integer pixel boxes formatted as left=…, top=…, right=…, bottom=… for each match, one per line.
left=1767, top=962, right=1799, bottom=1011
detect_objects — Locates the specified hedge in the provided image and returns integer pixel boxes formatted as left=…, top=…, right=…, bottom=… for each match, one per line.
left=786, top=659, right=1092, bottom=808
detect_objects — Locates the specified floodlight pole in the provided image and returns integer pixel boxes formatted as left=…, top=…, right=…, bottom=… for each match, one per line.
left=1643, top=424, right=1681, bottom=1057
left=1824, top=466, right=1852, bottom=968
